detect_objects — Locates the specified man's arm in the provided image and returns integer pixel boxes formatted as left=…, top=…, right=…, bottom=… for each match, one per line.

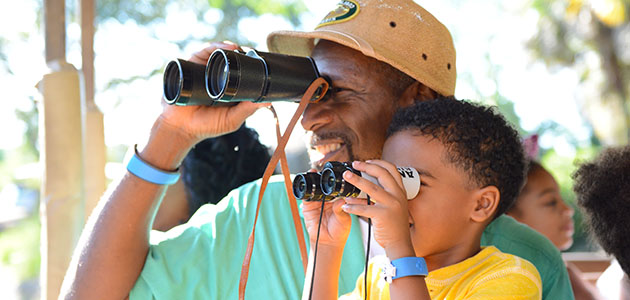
left=300, top=197, right=352, bottom=300
left=59, top=42, right=268, bottom=300
left=302, top=244, right=345, bottom=300
left=60, top=120, right=194, bottom=300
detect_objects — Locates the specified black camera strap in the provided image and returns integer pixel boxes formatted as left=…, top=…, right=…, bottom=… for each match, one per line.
left=365, top=196, right=372, bottom=300
left=307, top=195, right=373, bottom=300
left=308, top=197, right=327, bottom=300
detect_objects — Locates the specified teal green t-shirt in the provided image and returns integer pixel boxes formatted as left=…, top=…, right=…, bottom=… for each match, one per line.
left=482, top=214, right=574, bottom=300
left=131, top=176, right=574, bottom=299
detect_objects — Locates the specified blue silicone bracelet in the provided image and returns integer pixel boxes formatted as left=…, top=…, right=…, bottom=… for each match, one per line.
left=391, top=257, right=428, bottom=279
left=126, top=148, right=180, bottom=185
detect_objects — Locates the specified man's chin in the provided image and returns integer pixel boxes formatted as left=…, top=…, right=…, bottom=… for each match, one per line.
left=309, top=145, right=350, bottom=170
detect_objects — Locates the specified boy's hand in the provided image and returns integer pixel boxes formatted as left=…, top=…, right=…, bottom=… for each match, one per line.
left=302, top=170, right=352, bottom=250
left=341, top=160, right=415, bottom=259
left=159, top=42, right=271, bottom=145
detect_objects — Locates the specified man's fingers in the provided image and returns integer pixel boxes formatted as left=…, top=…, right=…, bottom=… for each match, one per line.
left=332, top=198, right=349, bottom=217
left=189, top=42, right=241, bottom=64
left=203, top=102, right=268, bottom=135
left=225, top=102, right=270, bottom=127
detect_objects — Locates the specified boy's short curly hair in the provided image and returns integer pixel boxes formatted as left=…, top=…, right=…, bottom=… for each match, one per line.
left=181, top=125, right=271, bottom=216
left=573, top=146, right=630, bottom=276
left=386, top=98, right=526, bottom=219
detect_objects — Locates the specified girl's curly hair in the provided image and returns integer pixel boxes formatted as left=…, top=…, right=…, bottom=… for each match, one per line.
left=573, top=146, right=630, bottom=276
left=181, top=125, right=271, bottom=216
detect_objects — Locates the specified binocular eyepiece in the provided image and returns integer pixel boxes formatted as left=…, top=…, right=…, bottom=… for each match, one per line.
left=293, top=161, right=421, bottom=202
left=163, top=49, right=327, bottom=106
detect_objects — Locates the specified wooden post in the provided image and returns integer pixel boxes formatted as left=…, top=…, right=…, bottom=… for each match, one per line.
left=44, top=0, right=65, bottom=62
left=80, top=0, right=106, bottom=221
left=40, top=0, right=85, bottom=299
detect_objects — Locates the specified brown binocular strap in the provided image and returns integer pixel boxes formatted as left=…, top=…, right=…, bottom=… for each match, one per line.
left=239, top=78, right=329, bottom=299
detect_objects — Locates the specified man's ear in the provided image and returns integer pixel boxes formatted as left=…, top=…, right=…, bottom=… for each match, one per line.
left=470, top=186, right=500, bottom=223
left=398, top=81, right=439, bottom=108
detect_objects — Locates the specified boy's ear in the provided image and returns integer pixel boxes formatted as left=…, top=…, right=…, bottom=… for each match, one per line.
left=398, top=81, right=438, bottom=107
left=470, top=186, right=500, bottom=223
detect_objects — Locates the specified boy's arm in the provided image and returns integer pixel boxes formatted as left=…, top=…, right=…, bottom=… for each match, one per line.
left=386, top=247, right=431, bottom=299
left=340, top=161, right=431, bottom=299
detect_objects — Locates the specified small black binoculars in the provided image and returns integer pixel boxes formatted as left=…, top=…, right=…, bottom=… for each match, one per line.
left=163, top=49, right=327, bottom=105
left=293, top=161, right=421, bottom=202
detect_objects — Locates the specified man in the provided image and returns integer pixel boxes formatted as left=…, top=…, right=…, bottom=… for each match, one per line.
left=60, top=0, right=574, bottom=299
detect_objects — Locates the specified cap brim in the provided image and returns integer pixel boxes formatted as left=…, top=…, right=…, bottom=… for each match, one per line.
left=267, top=29, right=376, bottom=59
left=267, top=28, right=455, bottom=97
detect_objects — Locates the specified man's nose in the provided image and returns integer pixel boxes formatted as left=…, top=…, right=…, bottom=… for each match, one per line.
left=301, top=101, right=333, bottom=132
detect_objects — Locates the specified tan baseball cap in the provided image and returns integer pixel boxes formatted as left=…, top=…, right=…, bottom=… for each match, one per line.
left=267, top=0, right=456, bottom=96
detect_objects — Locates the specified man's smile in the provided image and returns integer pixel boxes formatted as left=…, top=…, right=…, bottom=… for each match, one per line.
left=309, top=140, right=346, bottom=168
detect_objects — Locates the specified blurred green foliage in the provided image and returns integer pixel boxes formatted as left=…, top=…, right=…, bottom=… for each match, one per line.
left=98, top=0, right=306, bottom=89
left=0, top=216, right=41, bottom=281
left=528, top=0, right=630, bottom=145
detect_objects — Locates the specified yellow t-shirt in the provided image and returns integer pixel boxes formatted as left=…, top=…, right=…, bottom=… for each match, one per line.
left=340, top=246, right=541, bottom=300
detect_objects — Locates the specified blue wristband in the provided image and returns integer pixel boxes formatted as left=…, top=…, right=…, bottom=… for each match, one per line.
left=383, top=257, right=428, bottom=283
left=126, top=146, right=180, bottom=185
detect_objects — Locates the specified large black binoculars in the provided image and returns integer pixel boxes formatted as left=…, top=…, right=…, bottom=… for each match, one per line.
left=163, top=49, right=327, bottom=105
left=293, top=161, right=421, bottom=202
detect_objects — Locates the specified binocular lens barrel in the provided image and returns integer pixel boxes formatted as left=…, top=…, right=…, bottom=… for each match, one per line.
left=163, top=49, right=326, bottom=106
left=316, top=161, right=421, bottom=200
left=293, top=172, right=335, bottom=202
left=163, top=59, right=220, bottom=106
left=208, top=55, right=228, bottom=97
left=320, top=162, right=362, bottom=198
left=293, top=172, right=324, bottom=201
left=292, top=161, right=420, bottom=202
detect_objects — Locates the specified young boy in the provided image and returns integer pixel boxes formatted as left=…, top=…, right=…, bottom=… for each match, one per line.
left=301, top=99, right=542, bottom=299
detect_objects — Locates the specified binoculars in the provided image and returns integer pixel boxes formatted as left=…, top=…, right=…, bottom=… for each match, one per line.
left=293, top=161, right=421, bottom=202
left=163, top=49, right=328, bottom=105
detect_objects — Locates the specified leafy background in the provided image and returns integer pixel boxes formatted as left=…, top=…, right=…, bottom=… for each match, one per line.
left=1, top=0, right=629, bottom=298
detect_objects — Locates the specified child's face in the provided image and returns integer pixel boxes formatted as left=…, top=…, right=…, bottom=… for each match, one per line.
left=510, top=168, right=574, bottom=250
left=382, top=131, right=482, bottom=258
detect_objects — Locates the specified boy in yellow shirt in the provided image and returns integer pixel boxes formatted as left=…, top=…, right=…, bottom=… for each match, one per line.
left=302, top=98, right=542, bottom=299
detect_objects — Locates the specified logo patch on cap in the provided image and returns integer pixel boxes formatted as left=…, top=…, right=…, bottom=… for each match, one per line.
left=315, top=0, right=360, bottom=29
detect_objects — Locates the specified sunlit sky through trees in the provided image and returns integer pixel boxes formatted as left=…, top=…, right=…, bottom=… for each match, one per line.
left=0, top=0, right=594, bottom=179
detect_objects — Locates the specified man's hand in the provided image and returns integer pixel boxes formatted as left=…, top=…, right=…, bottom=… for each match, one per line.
left=159, top=42, right=270, bottom=145
left=301, top=170, right=352, bottom=249
left=302, top=198, right=352, bottom=249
